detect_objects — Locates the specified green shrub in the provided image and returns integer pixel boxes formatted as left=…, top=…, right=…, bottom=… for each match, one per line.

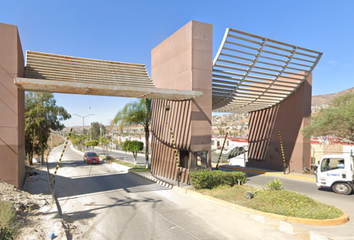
left=190, top=170, right=247, bottom=189
left=222, top=171, right=247, bottom=186
left=266, top=179, right=283, bottom=191
left=0, top=227, right=14, bottom=240
left=0, top=200, right=17, bottom=240
left=190, top=170, right=214, bottom=189
left=85, top=140, right=99, bottom=147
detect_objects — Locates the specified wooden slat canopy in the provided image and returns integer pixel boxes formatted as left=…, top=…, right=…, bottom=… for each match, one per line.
left=17, top=51, right=202, bottom=100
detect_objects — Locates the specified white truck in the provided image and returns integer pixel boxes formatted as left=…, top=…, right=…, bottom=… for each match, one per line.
left=315, top=154, right=354, bottom=195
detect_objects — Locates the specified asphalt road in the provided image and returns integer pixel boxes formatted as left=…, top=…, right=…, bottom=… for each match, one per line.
left=48, top=143, right=300, bottom=240
left=229, top=169, right=354, bottom=240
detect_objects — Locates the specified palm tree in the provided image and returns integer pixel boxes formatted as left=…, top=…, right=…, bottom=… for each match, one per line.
left=111, top=98, right=151, bottom=168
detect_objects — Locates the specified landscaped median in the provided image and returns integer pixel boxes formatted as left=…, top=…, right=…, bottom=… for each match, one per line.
left=187, top=170, right=349, bottom=226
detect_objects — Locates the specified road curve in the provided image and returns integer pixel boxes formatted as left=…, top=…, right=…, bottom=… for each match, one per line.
left=48, top=143, right=300, bottom=240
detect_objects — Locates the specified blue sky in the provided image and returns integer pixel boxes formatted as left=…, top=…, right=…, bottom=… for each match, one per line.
left=1, top=0, right=353, bottom=126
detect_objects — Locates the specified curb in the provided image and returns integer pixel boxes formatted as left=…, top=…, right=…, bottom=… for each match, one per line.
left=109, top=162, right=173, bottom=188
left=111, top=162, right=131, bottom=172
left=172, top=185, right=349, bottom=226
left=129, top=171, right=173, bottom=189
left=172, top=186, right=349, bottom=240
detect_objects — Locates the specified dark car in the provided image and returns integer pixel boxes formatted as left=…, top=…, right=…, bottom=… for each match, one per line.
left=83, top=152, right=100, bottom=164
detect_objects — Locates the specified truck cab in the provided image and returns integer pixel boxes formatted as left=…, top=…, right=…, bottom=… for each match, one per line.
left=316, top=155, right=354, bottom=195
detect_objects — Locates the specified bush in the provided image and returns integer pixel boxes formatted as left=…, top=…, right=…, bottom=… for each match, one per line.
left=105, top=155, right=115, bottom=160
left=0, top=200, right=17, bottom=240
left=85, top=140, right=99, bottom=147
left=0, top=227, right=14, bottom=240
left=190, top=170, right=215, bottom=189
left=266, top=179, right=283, bottom=191
left=190, top=170, right=247, bottom=189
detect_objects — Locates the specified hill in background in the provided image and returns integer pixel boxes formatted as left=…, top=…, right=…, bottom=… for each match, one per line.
left=312, top=87, right=354, bottom=106
left=212, top=86, right=354, bottom=136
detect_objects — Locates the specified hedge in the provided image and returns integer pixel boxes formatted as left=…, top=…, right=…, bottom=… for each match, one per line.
left=190, top=170, right=247, bottom=189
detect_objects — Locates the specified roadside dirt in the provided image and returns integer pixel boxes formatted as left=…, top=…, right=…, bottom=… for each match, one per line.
left=0, top=167, right=80, bottom=240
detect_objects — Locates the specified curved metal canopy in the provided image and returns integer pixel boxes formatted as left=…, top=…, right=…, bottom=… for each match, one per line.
left=212, top=28, right=322, bottom=113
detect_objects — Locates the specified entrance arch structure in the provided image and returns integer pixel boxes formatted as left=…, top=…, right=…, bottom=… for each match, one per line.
left=1, top=20, right=322, bottom=187
left=0, top=23, right=202, bottom=187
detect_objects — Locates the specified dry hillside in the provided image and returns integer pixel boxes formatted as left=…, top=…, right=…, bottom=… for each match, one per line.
left=312, top=87, right=354, bottom=106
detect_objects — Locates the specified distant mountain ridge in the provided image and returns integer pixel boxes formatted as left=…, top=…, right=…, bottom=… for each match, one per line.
left=312, top=87, right=354, bottom=106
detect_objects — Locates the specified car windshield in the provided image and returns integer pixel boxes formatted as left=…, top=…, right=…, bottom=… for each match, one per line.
left=87, top=152, right=98, bottom=157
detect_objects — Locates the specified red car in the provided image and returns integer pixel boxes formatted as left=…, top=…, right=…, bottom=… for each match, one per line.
left=83, top=152, right=100, bottom=164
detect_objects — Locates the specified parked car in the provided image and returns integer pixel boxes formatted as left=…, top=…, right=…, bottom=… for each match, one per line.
left=83, top=152, right=100, bottom=164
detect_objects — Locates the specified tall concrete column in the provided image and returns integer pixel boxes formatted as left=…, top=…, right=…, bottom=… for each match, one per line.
left=150, top=21, right=212, bottom=183
left=0, top=23, right=25, bottom=188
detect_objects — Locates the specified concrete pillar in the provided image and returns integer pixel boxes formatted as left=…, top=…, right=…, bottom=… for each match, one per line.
left=0, top=23, right=25, bottom=188
left=150, top=21, right=212, bottom=183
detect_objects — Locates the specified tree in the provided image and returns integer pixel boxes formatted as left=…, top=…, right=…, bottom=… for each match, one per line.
left=25, top=92, right=71, bottom=164
left=70, top=133, right=87, bottom=151
left=111, top=98, right=151, bottom=168
left=99, top=136, right=109, bottom=155
left=303, top=93, right=354, bottom=143
left=122, top=140, right=143, bottom=165
left=218, top=128, right=225, bottom=135
left=90, top=122, right=106, bottom=140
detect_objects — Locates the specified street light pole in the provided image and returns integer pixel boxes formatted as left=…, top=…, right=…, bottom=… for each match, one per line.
left=73, top=113, right=94, bottom=136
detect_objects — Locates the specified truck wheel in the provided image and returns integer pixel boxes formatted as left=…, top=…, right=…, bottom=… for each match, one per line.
left=332, top=183, right=353, bottom=195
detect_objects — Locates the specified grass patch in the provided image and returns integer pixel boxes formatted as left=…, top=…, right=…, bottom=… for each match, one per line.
left=197, top=185, right=343, bottom=220
left=0, top=200, right=18, bottom=240
left=129, top=165, right=151, bottom=172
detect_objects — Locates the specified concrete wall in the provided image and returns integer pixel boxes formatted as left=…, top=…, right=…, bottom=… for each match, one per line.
left=0, top=23, right=25, bottom=188
left=247, top=74, right=312, bottom=173
left=151, top=21, right=212, bottom=183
